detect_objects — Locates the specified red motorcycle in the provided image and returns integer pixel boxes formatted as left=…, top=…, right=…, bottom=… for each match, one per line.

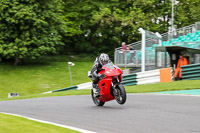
left=88, top=62, right=126, bottom=106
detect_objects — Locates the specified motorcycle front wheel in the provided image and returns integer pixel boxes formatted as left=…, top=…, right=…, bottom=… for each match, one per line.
left=91, top=89, right=105, bottom=106
left=114, top=83, right=126, bottom=105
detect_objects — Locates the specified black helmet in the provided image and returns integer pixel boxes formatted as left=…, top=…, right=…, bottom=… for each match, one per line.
left=99, top=53, right=109, bottom=65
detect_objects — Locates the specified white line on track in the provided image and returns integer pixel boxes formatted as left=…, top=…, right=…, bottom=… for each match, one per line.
left=0, top=112, right=96, bottom=133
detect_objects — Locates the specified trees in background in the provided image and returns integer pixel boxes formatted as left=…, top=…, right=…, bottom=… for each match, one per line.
left=0, top=0, right=200, bottom=64
left=61, top=0, right=172, bottom=56
left=0, top=0, right=67, bottom=65
left=174, top=0, right=200, bottom=27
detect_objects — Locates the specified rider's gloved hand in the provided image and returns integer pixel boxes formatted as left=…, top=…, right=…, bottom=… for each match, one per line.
left=98, top=73, right=106, bottom=80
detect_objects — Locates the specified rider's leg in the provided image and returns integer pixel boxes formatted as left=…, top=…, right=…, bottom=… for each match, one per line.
left=92, top=78, right=100, bottom=97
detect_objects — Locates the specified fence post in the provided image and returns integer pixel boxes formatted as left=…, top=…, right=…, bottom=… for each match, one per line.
left=139, top=28, right=146, bottom=72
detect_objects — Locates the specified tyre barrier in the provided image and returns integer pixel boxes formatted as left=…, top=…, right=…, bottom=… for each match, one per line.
left=181, top=63, right=200, bottom=80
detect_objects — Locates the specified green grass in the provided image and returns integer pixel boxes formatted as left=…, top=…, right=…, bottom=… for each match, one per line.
left=2, top=55, right=199, bottom=133
left=125, top=79, right=200, bottom=93
left=1, top=89, right=90, bottom=101
left=0, top=55, right=200, bottom=101
left=2, top=79, right=200, bottom=101
left=0, top=113, right=79, bottom=133
left=0, top=61, right=93, bottom=100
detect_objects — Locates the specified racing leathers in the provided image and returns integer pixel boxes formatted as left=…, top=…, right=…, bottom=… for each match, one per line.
left=90, top=53, right=110, bottom=97
left=91, top=57, right=102, bottom=95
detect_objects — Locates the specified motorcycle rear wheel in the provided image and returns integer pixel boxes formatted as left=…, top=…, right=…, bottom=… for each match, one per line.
left=91, top=89, right=105, bottom=106
left=114, top=83, right=126, bottom=105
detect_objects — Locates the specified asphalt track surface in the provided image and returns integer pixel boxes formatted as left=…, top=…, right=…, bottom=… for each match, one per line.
left=0, top=94, right=200, bottom=133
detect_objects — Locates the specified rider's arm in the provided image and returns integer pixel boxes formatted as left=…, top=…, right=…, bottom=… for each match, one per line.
left=91, top=57, right=99, bottom=78
left=91, top=65, right=98, bottom=78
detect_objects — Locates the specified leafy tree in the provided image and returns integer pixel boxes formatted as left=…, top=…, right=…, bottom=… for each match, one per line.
left=146, top=0, right=171, bottom=33
left=174, top=0, right=200, bottom=28
left=62, top=0, right=145, bottom=56
left=62, top=0, right=173, bottom=57
left=0, top=0, right=66, bottom=65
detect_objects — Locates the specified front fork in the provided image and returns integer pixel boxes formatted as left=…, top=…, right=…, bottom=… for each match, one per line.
left=111, top=79, right=120, bottom=97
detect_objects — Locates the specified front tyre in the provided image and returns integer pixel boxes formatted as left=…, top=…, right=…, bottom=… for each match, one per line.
left=114, top=83, right=126, bottom=105
left=91, top=89, right=105, bottom=106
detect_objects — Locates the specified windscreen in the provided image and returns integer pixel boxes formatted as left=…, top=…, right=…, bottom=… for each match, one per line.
left=103, top=62, right=115, bottom=69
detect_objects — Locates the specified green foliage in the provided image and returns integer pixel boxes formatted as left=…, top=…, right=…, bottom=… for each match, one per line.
left=61, top=0, right=172, bottom=56
left=60, top=0, right=200, bottom=55
left=0, top=0, right=67, bottom=65
left=1, top=0, right=200, bottom=63
left=0, top=61, right=93, bottom=100
left=175, top=0, right=200, bottom=28
left=126, top=79, right=200, bottom=93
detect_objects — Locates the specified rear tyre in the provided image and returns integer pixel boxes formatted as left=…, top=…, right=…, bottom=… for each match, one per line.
left=114, top=83, right=126, bottom=105
left=91, top=89, right=105, bottom=106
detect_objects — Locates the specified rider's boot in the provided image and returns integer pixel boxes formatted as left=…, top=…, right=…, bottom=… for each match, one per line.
left=93, top=84, right=100, bottom=97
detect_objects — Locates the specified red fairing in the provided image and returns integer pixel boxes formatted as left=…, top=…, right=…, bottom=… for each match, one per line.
left=97, top=65, right=123, bottom=102
left=100, top=66, right=122, bottom=77
left=98, top=77, right=114, bottom=102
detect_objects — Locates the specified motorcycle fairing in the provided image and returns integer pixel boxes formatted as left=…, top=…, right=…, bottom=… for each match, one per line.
left=98, top=77, right=115, bottom=102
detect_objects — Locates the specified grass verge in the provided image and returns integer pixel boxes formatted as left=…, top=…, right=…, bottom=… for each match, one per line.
left=0, top=113, right=79, bottom=133
left=125, top=79, right=200, bottom=93
left=2, top=79, right=200, bottom=101
left=0, top=62, right=93, bottom=99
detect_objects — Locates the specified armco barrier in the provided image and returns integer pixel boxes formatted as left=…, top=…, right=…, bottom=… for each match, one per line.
left=77, top=82, right=92, bottom=90
left=137, top=76, right=160, bottom=85
left=181, top=63, right=200, bottom=80
left=122, top=73, right=137, bottom=86
left=52, top=86, right=78, bottom=93
left=136, top=69, right=160, bottom=85
left=42, top=82, right=92, bottom=94
left=43, top=67, right=173, bottom=94
left=122, top=67, right=172, bottom=86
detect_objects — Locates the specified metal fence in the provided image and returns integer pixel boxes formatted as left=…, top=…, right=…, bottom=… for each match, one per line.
left=162, top=22, right=200, bottom=41
left=114, top=49, right=141, bottom=68
left=114, top=22, right=200, bottom=72
left=115, top=41, right=142, bottom=68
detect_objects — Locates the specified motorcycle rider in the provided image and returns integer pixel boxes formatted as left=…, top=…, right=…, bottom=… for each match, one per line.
left=91, top=53, right=110, bottom=97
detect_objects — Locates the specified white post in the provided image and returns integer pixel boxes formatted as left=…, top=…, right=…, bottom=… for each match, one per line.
left=68, top=64, right=73, bottom=86
left=68, top=62, right=75, bottom=86
left=125, top=50, right=127, bottom=70
left=139, top=28, right=146, bottom=72
left=156, top=32, right=162, bottom=67
left=171, top=0, right=174, bottom=35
